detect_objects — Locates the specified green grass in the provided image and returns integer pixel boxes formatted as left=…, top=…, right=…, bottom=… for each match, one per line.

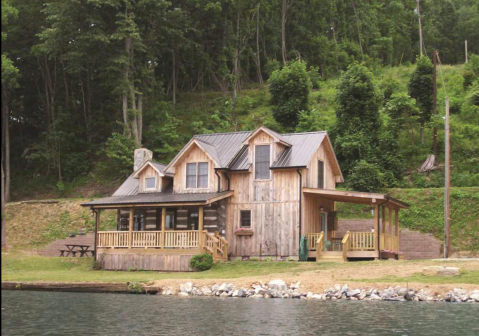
left=351, top=270, right=479, bottom=285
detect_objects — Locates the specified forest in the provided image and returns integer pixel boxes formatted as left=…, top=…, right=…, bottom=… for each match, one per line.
left=1, top=0, right=479, bottom=202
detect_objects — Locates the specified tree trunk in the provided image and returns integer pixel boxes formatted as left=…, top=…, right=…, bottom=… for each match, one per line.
left=172, top=46, right=176, bottom=105
left=351, top=0, right=365, bottom=62
left=1, top=163, right=6, bottom=248
left=420, top=123, right=425, bottom=144
left=137, top=94, right=143, bottom=146
left=123, top=37, right=132, bottom=137
left=256, top=3, right=264, bottom=85
left=281, top=0, right=287, bottom=65
left=1, top=83, right=10, bottom=203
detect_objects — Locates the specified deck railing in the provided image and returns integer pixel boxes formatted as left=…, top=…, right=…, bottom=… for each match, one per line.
left=97, top=231, right=129, bottom=248
left=342, top=231, right=351, bottom=261
left=202, top=231, right=228, bottom=260
left=349, top=232, right=376, bottom=251
left=97, top=230, right=200, bottom=249
left=305, top=233, right=323, bottom=250
left=380, top=233, right=399, bottom=252
left=315, top=232, right=325, bottom=260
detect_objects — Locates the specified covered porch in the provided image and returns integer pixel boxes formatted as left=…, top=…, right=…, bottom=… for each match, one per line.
left=302, top=188, right=408, bottom=262
left=82, top=191, right=233, bottom=270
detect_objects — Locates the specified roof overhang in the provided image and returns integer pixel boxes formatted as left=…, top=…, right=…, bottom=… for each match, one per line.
left=242, top=126, right=292, bottom=147
left=302, top=188, right=409, bottom=208
left=165, top=139, right=221, bottom=172
left=81, top=191, right=234, bottom=209
left=132, top=161, right=165, bottom=179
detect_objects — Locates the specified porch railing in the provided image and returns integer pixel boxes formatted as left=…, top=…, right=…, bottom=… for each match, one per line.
left=349, top=232, right=376, bottom=251
left=380, top=233, right=399, bottom=252
left=342, top=231, right=350, bottom=261
left=202, top=231, right=228, bottom=260
left=97, top=231, right=129, bottom=248
left=132, top=231, right=162, bottom=248
left=316, top=232, right=324, bottom=260
left=97, top=230, right=200, bottom=249
left=164, top=230, right=199, bottom=248
left=305, top=233, right=323, bottom=250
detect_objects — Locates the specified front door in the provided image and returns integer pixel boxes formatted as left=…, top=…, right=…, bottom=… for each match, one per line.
left=321, top=212, right=328, bottom=251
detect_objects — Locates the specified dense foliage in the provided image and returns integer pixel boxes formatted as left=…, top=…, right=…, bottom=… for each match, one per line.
left=1, top=0, right=478, bottom=199
left=189, top=253, right=214, bottom=272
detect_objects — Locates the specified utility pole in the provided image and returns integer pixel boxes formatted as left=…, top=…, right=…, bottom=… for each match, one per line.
left=465, top=40, right=468, bottom=63
left=432, top=51, right=438, bottom=156
left=417, top=0, right=423, bottom=56
left=444, top=96, right=450, bottom=258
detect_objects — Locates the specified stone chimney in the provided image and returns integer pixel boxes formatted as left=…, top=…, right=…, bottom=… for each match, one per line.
left=134, top=148, right=153, bottom=171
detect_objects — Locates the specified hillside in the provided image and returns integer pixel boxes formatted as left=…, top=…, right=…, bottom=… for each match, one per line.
left=5, top=188, right=478, bottom=253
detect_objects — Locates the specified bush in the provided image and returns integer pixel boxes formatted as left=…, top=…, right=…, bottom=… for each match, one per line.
left=189, top=253, right=213, bottom=271
left=347, top=160, right=386, bottom=192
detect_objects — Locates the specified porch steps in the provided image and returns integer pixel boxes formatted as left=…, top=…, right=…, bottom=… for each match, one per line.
left=316, top=251, right=344, bottom=262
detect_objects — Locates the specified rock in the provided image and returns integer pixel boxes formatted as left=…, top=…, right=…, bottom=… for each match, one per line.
left=178, top=292, right=189, bottom=297
left=290, top=282, right=301, bottom=290
left=255, top=288, right=267, bottom=295
left=312, top=294, right=322, bottom=300
left=269, top=280, right=287, bottom=291
left=341, top=284, right=348, bottom=293
left=306, top=292, right=314, bottom=299
left=218, top=283, right=233, bottom=292
left=423, top=266, right=461, bottom=277
left=470, top=291, right=479, bottom=302
left=201, top=286, right=212, bottom=296
left=220, top=292, right=229, bottom=297
left=405, top=291, right=416, bottom=301
left=397, top=288, right=408, bottom=297
left=334, top=284, right=341, bottom=291
left=232, top=289, right=244, bottom=297
left=358, top=292, right=367, bottom=300
left=370, top=294, right=382, bottom=301
left=250, top=294, right=264, bottom=298
left=346, top=289, right=361, bottom=298
left=180, top=282, right=193, bottom=293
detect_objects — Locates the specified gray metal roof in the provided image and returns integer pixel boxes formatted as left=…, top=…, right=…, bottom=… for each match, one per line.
left=82, top=191, right=232, bottom=207
left=194, top=131, right=252, bottom=167
left=271, top=132, right=326, bottom=168
left=112, top=161, right=171, bottom=197
left=228, top=145, right=250, bottom=171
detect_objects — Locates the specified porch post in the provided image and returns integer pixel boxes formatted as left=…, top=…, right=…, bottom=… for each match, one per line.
left=128, top=208, right=134, bottom=249
left=93, top=208, right=101, bottom=262
left=198, top=206, right=204, bottom=249
left=374, top=204, right=379, bottom=257
left=395, top=208, right=400, bottom=251
left=161, top=207, right=166, bottom=249
left=381, top=206, right=386, bottom=233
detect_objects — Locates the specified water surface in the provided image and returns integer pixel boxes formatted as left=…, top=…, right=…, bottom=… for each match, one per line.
left=2, top=290, right=478, bottom=336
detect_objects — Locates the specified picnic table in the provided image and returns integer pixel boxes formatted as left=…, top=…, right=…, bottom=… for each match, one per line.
left=59, top=244, right=93, bottom=257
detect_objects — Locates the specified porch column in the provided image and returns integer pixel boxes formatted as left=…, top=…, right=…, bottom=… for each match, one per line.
left=388, top=204, right=393, bottom=235
left=198, top=206, right=204, bottom=249
left=381, top=206, right=386, bottom=233
left=374, top=204, right=379, bottom=256
left=161, top=207, right=166, bottom=249
left=395, top=208, right=400, bottom=251
left=128, top=208, right=134, bottom=249
left=93, top=209, right=101, bottom=262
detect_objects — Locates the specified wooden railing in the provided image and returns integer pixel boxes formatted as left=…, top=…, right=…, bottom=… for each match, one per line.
left=306, top=233, right=323, bottom=250
left=164, top=231, right=199, bottom=248
left=214, top=231, right=229, bottom=259
left=315, top=232, right=324, bottom=261
left=97, top=231, right=129, bottom=248
left=132, top=231, right=162, bottom=248
left=342, top=231, right=350, bottom=261
left=349, top=232, right=376, bottom=251
left=202, top=231, right=228, bottom=260
left=380, top=233, right=399, bottom=252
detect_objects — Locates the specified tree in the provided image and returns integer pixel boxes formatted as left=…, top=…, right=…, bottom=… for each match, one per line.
left=1, top=0, right=19, bottom=248
left=409, top=55, right=434, bottom=144
left=269, top=60, right=311, bottom=131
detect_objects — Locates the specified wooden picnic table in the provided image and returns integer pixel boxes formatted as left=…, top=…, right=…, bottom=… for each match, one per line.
left=60, top=244, right=93, bottom=257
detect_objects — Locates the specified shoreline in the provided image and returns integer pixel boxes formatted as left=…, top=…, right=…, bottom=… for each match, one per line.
left=3, top=280, right=478, bottom=303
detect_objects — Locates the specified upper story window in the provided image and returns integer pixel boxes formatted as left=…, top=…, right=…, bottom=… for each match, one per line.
left=186, top=162, right=208, bottom=188
left=145, top=176, right=156, bottom=190
left=255, top=145, right=270, bottom=180
left=318, top=160, right=324, bottom=189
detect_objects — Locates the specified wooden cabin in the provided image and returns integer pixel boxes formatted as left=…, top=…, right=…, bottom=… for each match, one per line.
left=82, top=126, right=408, bottom=271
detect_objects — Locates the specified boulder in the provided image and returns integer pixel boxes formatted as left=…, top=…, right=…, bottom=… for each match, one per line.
left=180, top=282, right=193, bottom=293
left=218, top=283, right=233, bottom=292
left=269, top=279, right=287, bottom=291
left=422, top=266, right=461, bottom=277
left=470, top=290, right=479, bottom=302
left=178, top=292, right=189, bottom=297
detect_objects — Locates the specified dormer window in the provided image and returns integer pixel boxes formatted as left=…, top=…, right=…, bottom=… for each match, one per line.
left=145, top=177, right=156, bottom=190
left=186, top=162, right=208, bottom=188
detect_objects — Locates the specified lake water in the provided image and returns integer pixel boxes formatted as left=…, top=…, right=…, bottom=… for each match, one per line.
left=2, top=290, right=478, bottom=336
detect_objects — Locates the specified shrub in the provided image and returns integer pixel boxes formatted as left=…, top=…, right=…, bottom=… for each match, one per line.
left=347, top=160, right=386, bottom=192
left=189, top=253, right=213, bottom=271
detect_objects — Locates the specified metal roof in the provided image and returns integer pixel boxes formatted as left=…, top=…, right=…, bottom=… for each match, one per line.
left=228, top=145, right=251, bottom=171
left=271, top=132, right=326, bottom=168
left=112, top=161, right=171, bottom=197
left=194, top=131, right=252, bottom=167
left=82, top=191, right=233, bottom=207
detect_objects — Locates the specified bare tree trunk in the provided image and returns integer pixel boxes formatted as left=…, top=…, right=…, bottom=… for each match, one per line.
left=281, top=0, right=287, bottom=65
left=123, top=37, right=132, bottom=137
left=256, top=3, right=264, bottom=85
left=1, top=83, right=10, bottom=204
left=137, top=94, right=143, bottom=146
left=351, top=0, right=365, bottom=62
left=172, top=47, right=176, bottom=105
left=79, top=73, right=91, bottom=144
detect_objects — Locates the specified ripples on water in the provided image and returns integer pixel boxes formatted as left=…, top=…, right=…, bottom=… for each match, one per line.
left=2, top=290, right=478, bottom=336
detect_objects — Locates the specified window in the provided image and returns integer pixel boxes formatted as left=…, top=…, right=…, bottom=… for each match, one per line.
left=145, top=177, right=156, bottom=190
left=255, top=145, right=270, bottom=180
left=318, top=160, right=324, bottom=189
left=198, top=162, right=208, bottom=188
left=186, top=163, right=197, bottom=188
left=186, top=162, right=208, bottom=188
left=240, top=210, right=252, bottom=228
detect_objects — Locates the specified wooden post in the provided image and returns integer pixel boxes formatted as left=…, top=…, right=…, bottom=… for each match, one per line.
left=374, top=204, right=379, bottom=257
left=388, top=204, right=393, bottom=236
left=198, top=206, right=204, bottom=249
left=395, top=208, right=400, bottom=252
left=93, top=209, right=101, bottom=262
left=382, top=206, right=386, bottom=233
left=444, top=96, right=451, bottom=258
left=161, top=207, right=166, bottom=249
left=128, top=208, right=134, bottom=249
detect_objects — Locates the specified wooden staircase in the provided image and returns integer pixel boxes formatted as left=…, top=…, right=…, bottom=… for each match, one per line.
left=316, top=251, right=345, bottom=262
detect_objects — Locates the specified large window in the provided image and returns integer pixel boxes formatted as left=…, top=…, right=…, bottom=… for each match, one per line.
left=240, top=210, right=252, bottom=228
left=186, top=162, right=208, bottom=188
left=255, top=145, right=270, bottom=180
left=318, top=160, right=324, bottom=189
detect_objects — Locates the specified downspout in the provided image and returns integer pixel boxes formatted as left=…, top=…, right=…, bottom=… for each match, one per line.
left=297, top=169, right=303, bottom=243
left=225, top=172, right=231, bottom=191
left=215, top=170, right=221, bottom=192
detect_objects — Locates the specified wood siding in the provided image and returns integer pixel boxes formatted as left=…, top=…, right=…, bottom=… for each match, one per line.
left=138, top=165, right=162, bottom=193
left=303, top=142, right=337, bottom=189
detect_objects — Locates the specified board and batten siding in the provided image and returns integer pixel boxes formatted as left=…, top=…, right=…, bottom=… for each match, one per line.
left=303, top=143, right=337, bottom=190
left=171, top=143, right=220, bottom=193
left=138, top=165, right=163, bottom=193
